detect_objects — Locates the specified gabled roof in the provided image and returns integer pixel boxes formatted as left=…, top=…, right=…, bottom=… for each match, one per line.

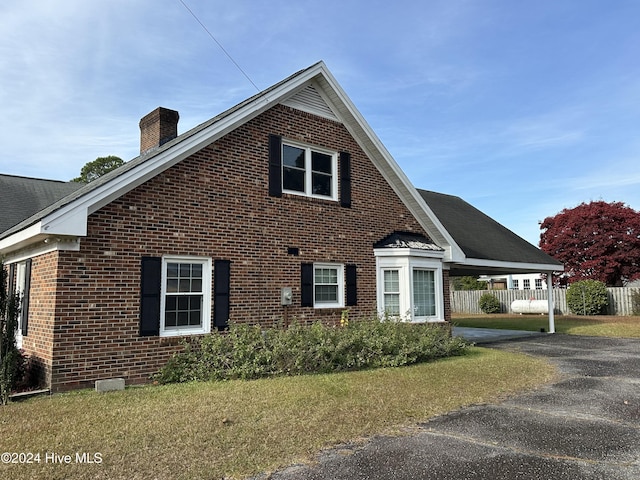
left=418, top=190, right=563, bottom=275
left=0, top=174, right=84, bottom=233
left=0, top=61, right=455, bottom=256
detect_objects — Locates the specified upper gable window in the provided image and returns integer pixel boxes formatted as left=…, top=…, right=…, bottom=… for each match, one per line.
left=282, top=141, right=337, bottom=200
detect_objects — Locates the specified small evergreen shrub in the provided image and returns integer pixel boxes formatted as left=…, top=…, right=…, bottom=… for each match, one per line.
left=155, top=318, right=470, bottom=384
left=566, top=280, right=608, bottom=315
left=631, top=289, right=640, bottom=316
left=478, top=293, right=501, bottom=314
left=1, top=262, right=21, bottom=404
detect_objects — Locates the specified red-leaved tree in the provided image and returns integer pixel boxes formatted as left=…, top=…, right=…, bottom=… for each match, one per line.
left=539, top=201, right=640, bottom=286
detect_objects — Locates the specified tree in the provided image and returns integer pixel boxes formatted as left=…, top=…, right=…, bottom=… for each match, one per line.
left=539, top=201, right=640, bottom=286
left=72, top=155, right=124, bottom=183
left=451, top=276, right=487, bottom=291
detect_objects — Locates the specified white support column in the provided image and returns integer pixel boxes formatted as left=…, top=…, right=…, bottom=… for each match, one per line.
left=547, top=273, right=555, bottom=333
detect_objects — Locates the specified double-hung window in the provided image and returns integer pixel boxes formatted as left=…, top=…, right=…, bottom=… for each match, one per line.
left=314, top=263, right=344, bottom=308
left=535, top=278, right=543, bottom=290
left=382, top=269, right=401, bottom=316
left=160, top=257, right=212, bottom=337
left=523, top=279, right=531, bottom=290
left=282, top=142, right=337, bottom=200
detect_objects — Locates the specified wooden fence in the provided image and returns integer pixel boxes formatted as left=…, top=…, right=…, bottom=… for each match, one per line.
left=451, top=287, right=639, bottom=316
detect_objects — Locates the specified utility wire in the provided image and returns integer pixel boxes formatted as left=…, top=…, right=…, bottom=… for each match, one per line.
left=177, top=0, right=261, bottom=93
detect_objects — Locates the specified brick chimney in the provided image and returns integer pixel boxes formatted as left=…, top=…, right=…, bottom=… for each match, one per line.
left=139, top=107, right=180, bottom=154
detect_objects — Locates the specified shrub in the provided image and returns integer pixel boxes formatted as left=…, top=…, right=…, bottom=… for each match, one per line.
left=478, top=293, right=501, bottom=314
left=566, top=280, right=608, bottom=315
left=155, top=318, right=470, bottom=384
left=632, top=289, right=640, bottom=316
left=1, top=261, right=21, bottom=404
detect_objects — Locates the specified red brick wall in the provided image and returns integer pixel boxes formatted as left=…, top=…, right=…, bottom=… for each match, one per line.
left=19, top=251, right=58, bottom=388
left=39, top=104, right=438, bottom=391
left=443, top=269, right=452, bottom=322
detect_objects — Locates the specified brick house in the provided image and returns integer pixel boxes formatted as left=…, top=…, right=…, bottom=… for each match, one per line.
left=1, top=62, right=561, bottom=392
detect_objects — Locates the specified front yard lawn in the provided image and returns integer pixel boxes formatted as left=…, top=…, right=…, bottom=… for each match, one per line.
left=453, top=314, right=640, bottom=338
left=0, top=348, right=554, bottom=480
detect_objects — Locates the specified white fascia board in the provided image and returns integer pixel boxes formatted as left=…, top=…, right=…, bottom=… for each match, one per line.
left=0, top=223, right=45, bottom=253
left=374, top=247, right=445, bottom=259
left=314, top=66, right=465, bottom=263
left=453, top=257, right=564, bottom=273
left=3, top=238, right=80, bottom=264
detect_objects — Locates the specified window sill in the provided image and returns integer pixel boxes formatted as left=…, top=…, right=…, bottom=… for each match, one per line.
left=280, top=192, right=339, bottom=206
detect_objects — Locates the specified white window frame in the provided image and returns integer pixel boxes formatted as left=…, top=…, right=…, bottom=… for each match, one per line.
left=523, top=279, right=531, bottom=290
left=512, top=279, right=519, bottom=290
left=313, top=263, right=344, bottom=309
left=381, top=268, right=402, bottom=317
left=375, top=249, right=445, bottom=323
left=535, top=278, right=543, bottom=290
left=14, top=262, right=27, bottom=349
left=160, top=256, right=212, bottom=338
left=282, top=140, right=338, bottom=201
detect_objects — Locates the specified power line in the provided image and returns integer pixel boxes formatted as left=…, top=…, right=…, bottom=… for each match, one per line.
left=177, top=0, right=261, bottom=93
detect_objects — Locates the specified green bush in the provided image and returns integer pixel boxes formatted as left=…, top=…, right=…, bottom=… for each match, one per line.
left=566, top=280, right=608, bottom=315
left=155, top=318, right=470, bottom=384
left=478, top=293, right=501, bottom=314
left=631, top=289, right=640, bottom=316
left=1, top=261, right=21, bottom=404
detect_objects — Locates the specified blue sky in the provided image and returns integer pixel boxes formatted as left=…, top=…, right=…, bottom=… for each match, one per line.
left=1, top=1, right=639, bottom=246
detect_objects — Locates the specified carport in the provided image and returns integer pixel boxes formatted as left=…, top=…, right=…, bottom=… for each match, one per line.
left=418, top=190, right=564, bottom=333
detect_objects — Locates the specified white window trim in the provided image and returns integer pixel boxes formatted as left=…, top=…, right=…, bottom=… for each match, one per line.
left=14, top=262, right=27, bottom=349
left=160, top=256, right=212, bottom=338
left=313, top=263, right=344, bottom=309
left=375, top=250, right=445, bottom=323
left=381, top=268, right=401, bottom=317
left=282, top=139, right=338, bottom=201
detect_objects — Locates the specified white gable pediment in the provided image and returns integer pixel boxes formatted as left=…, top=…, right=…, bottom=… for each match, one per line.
left=280, top=83, right=339, bottom=121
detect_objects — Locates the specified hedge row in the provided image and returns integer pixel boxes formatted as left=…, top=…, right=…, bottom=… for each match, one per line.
left=155, top=319, right=470, bottom=384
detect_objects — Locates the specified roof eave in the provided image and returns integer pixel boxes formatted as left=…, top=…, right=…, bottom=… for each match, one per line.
left=448, top=257, right=564, bottom=275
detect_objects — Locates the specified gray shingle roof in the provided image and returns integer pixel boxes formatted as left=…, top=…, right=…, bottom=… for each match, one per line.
left=0, top=174, right=85, bottom=233
left=418, top=189, right=562, bottom=269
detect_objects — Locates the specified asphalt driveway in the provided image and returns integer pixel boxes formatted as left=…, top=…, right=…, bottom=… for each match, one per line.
left=254, top=334, right=640, bottom=480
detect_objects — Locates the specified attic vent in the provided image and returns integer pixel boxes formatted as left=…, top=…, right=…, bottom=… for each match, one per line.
left=280, top=84, right=339, bottom=121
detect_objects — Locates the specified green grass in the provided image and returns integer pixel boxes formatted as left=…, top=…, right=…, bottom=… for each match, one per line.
left=453, top=314, right=640, bottom=337
left=0, top=349, right=554, bottom=480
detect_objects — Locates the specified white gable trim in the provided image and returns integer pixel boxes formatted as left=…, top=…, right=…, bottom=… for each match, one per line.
left=309, top=67, right=464, bottom=263
left=1, top=62, right=459, bottom=261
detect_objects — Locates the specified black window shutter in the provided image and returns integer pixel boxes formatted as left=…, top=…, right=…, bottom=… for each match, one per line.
left=8, top=263, right=16, bottom=299
left=214, top=260, right=231, bottom=330
left=269, top=134, right=282, bottom=197
left=346, top=264, right=357, bottom=306
left=20, top=259, right=32, bottom=337
left=301, top=263, right=314, bottom=307
left=140, top=256, right=161, bottom=337
left=340, top=151, right=351, bottom=208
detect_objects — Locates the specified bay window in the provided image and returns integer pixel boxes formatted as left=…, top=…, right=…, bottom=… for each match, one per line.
left=375, top=251, right=445, bottom=322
